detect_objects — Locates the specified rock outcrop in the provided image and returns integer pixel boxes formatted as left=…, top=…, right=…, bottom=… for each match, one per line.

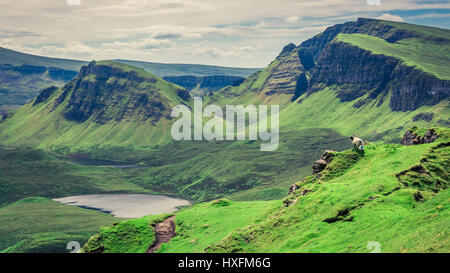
left=312, top=150, right=337, bottom=175
left=163, top=75, right=245, bottom=93
left=401, top=128, right=439, bottom=145
left=54, top=61, right=190, bottom=124
left=245, top=18, right=450, bottom=111
left=33, top=86, right=58, bottom=106
left=306, top=39, right=449, bottom=112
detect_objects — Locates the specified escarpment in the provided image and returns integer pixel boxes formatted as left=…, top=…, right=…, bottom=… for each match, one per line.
left=58, top=61, right=190, bottom=124
left=245, top=18, right=450, bottom=112
left=306, top=41, right=450, bottom=111
left=300, top=18, right=420, bottom=57
left=163, top=75, right=245, bottom=93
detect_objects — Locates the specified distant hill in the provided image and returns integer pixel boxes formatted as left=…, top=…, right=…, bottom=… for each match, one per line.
left=217, top=18, right=450, bottom=142
left=0, top=18, right=448, bottom=203
left=113, top=59, right=260, bottom=77
left=0, top=47, right=260, bottom=112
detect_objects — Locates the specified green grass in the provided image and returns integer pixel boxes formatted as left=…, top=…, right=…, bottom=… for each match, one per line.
left=0, top=197, right=120, bottom=253
left=336, top=33, right=450, bottom=80
left=280, top=87, right=450, bottom=143
left=128, top=129, right=351, bottom=202
left=0, top=47, right=86, bottom=71
left=0, top=147, right=149, bottom=206
left=207, top=130, right=450, bottom=253
left=85, top=129, right=449, bottom=253
left=114, top=59, right=260, bottom=78
left=378, top=19, right=450, bottom=41
left=83, top=215, right=162, bottom=253
left=157, top=199, right=280, bottom=253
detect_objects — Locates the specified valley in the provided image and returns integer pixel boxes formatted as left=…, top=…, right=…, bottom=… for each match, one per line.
left=0, top=18, right=448, bottom=253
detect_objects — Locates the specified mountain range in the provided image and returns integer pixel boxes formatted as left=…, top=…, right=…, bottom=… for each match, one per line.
left=0, top=47, right=259, bottom=113
left=0, top=18, right=448, bottom=253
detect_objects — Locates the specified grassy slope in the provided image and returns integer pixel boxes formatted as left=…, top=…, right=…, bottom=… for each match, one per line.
left=85, top=128, right=449, bottom=253
left=129, top=129, right=351, bottom=202
left=378, top=19, right=450, bottom=41
left=0, top=47, right=86, bottom=71
left=0, top=47, right=259, bottom=77
left=0, top=61, right=189, bottom=153
left=114, top=59, right=260, bottom=77
left=0, top=70, right=66, bottom=111
left=82, top=214, right=161, bottom=253
left=336, top=33, right=450, bottom=80
left=280, top=87, right=450, bottom=143
left=82, top=199, right=279, bottom=253
left=207, top=129, right=449, bottom=253
left=0, top=197, right=120, bottom=253
left=159, top=199, right=279, bottom=253
left=0, top=147, right=149, bottom=206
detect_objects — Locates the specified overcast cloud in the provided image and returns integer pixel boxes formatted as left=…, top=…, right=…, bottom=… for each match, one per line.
left=0, top=0, right=449, bottom=67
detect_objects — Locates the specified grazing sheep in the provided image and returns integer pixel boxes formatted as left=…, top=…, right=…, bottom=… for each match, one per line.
left=350, top=136, right=365, bottom=151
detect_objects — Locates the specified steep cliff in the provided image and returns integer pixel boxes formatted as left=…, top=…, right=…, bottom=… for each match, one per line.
left=59, top=61, right=189, bottom=124
left=163, top=75, right=245, bottom=94
left=223, top=18, right=449, bottom=113
left=0, top=61, right=192, bottom=151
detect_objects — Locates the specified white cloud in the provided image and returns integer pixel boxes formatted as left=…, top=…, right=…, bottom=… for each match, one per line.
left=285, top=16, right=301, bottom=23
left=0, top=0, right=448, bottom=66
left=252, top=22, right=267, bottom=28
left=101, top=38, right=173, bottom=50
left=66, top=0, right=81, bottom=6
left=366, top=0, right=381, bottom=7
left=376, top=13, right=404, bottom=22
left=192, top=44, right=261, bottom=58
left=35, top=41, right=95, bottom=57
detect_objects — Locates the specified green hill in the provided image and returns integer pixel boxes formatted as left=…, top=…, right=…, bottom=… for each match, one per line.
left=0, top=197, right=120, bottom=253
left=0, top=47, right=259, bottom=112
left=0, top=19, right=448, bottom=203
left=0, top=19, right=449, bottom=253
left=0, top=60, right=192, bottom=152
left=84, top=127, right=450, bottom=253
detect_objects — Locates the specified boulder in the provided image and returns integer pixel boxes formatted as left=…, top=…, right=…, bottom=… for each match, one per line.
left=401, top=128, right=438, bottom=145
left=312, top=150, right=336, bottom=174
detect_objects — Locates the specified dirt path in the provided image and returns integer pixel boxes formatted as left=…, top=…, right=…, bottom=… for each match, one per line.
left=147, top=215, right=176, bottom=253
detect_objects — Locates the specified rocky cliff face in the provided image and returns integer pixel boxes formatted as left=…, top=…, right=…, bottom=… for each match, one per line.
left=307, top=41, right=449, bottom=111
left=163, top=75, right=245, bottom=93
left=261, top=44, right=302, bottom=96
left=300, top=18, right=418, bottom=57
left=251, top=18, right=449, bottom=112
left=401, top=128, right=439, bottom=145
left=0, top=64, right=78, bottom=111
left=49, top=61, right=190, bottom=124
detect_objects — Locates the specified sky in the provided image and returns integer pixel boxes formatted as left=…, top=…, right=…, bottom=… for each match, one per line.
left=0, top=0, right=449, bottom=68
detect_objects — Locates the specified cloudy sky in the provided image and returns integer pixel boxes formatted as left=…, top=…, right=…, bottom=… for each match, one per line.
left=1, top=0, right=449, bottom=67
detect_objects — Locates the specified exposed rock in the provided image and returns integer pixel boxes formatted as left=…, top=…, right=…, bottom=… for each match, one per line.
left=300, top=18, right=419, bottom=58
left=278, top=43, right=296, bottom=57
left=260, top=49, right=303, bottom=96
left=308, top=42, right=450, bottom=111
left=423, top=129, right=439, bottom=143
left=292, top=72, right=308, bottom=101
left=312, top=159, right=328, bottom=174
left=163, top=75, right=245, bottom=93
left=312, top=150, right=337, bottom=174
left=412, top=113, right=434, bottom=122
left=413, top=191, right=424, bottom=202
left=60, top=61, right=189, bottom=124
left=288, top=183, right=301, bottom=195
left=33, top=86, right=59, bottom=106
left=298, top=48, right=315, bottom=70
left=401, top=128, right=438, bottom=145
left=0, top=112, right=9, bottom=122
left=284, top=189, right=309, bottom=207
